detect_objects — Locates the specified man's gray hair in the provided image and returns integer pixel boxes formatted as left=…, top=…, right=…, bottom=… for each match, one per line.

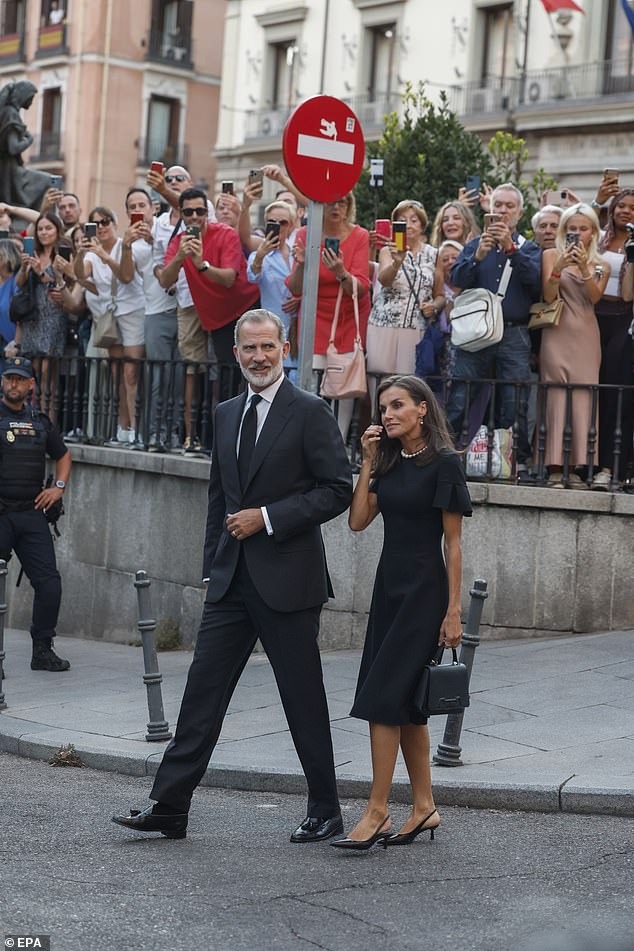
left=234, top=309, right=287, bottom=346
left=531, top=204, right=563, bottom=231
left=491, top=182, right=524, bottom=211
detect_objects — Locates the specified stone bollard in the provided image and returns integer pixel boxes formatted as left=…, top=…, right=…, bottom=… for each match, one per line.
left=433, top=578, right=488, bottom=767
left=134, top=570, right=172, bottom=742
left=0, top=559, right=7, bottom=710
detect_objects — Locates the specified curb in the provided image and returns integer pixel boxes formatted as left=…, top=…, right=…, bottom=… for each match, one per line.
left=2, top=716, right=633, bottom=819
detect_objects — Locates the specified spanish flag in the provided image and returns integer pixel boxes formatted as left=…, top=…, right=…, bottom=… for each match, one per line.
left=539, top=0, right=584, bottom=12
left=622, top=0, right=634, bottom=34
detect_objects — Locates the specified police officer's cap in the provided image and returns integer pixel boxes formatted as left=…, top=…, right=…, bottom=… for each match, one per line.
left=2, top=357, right=35, bottom=379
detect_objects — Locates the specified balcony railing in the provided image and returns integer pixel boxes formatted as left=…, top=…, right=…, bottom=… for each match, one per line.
left=244, top=92, right=402, bottom=142
left=146, top=29, right=192, bottom=69
left=0, top=31, right=25, bottom=64
left=30, top=131, right=64, bottom=162
left=136, top=138, right=190, bottom=169
left=35, top=22, right=68, bottom=57
left=443, top=58, right=634, bottom=117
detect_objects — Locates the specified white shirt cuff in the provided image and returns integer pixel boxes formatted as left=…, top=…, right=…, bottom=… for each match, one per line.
left=261, top=506, right=273, bottom=535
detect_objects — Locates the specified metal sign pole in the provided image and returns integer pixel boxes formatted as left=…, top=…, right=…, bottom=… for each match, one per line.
left=297, top=199, right=324, bottom=393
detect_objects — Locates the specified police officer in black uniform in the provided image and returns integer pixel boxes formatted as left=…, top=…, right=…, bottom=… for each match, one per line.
left=0, top=357, right=72, bottom=671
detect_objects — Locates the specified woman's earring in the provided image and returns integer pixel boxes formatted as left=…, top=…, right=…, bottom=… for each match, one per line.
left=419, top=416, right=425, bottom=425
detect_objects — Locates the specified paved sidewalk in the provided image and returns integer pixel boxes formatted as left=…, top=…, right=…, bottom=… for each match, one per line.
left=1, top=628, right=633, bottom=816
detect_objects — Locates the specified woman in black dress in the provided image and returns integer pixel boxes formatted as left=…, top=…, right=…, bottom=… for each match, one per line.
left=331, top=375, right=471, bottom=851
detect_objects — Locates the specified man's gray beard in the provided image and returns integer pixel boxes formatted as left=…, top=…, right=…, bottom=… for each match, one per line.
left=239, top=354, right=284, bottom=389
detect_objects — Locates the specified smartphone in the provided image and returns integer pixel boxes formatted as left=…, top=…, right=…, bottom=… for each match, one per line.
left=23, top=236, right=34, bottom=255
left=603, top=168, right=620, bottom=181
left=565, top=232, right=580, bottom=247
left=324, top=236, right=340, bottom=256
left=546, top=190, right=569, bottom=206
left=484, top=213, right=501, bottom=230
left=150, top=161, right=164, bottom=175
left=265, top=220, right=281, bottom=240
left=58, top=245, right=73, bottom=261
left=392, top=221, right=406, bottom=252
left=84, top=222, right=97, bottom=239
left=185, top=224, right=200, bottom=238
left=130, top=212, right=144, bottom=225
left=0, top=229, right=8, bottom=240
left=465, top=175, right=480, bottom=195
left=221, top=181, right=234, bottom=194
left=249, top=169, right=264, bottom=187
left=50, top=175, right=63, bottom=189
left=375, top=219, right=392, bottom=240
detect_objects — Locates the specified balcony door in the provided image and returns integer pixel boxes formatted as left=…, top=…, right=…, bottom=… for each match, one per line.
left=0, top=0, right=25, bottom=36
left=146, top=95, right=181, bottom=166
left=605, top=0, right=634, bottom=92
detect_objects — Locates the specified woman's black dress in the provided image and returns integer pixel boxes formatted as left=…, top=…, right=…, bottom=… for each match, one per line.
left=350, top=450, right=472, bottom=725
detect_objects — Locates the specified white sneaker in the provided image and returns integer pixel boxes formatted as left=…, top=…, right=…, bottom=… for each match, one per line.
left=116, top=426, right=134, bottom=444
left=591, top=471, right=612, bottom=491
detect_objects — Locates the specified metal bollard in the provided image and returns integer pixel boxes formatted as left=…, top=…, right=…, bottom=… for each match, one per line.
left=0, top=559, right=7, bottom=710
left=433, top=578, right=488, bottom=767
left=134, top=570, right=172, bottom=742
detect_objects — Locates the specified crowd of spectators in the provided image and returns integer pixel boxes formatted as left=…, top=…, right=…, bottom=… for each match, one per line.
left=0, top=162, right=632, bottom=486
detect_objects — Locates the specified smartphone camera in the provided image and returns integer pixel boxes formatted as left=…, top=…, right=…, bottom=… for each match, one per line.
left=221, top=181, right=234, bottom=195
left=84, top=222, right=97, bottom=240
left=565, top=232, right=580, bottom=247
left=249, top=169, right=264, bottom=187
left=265, top=220, right=281, bottom=240
left=185, top=224, right=200, bottom=238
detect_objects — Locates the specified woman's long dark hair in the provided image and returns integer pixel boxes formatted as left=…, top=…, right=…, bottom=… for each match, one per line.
left=599, top=187, right=634, bottom=295
left=373, top=375, right=456, bottom=477
left=34, top=211, right=65, bottom=255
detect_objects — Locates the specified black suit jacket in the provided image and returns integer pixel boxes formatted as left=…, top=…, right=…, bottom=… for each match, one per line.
left=203, top=377, right=353, bottom=613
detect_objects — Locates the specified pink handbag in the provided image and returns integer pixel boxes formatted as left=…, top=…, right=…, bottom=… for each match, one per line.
left=319, top=276, right=368, bottom=401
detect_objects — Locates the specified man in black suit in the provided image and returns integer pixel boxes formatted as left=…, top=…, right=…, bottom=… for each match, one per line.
left=113, top=309, right=352, bottom=841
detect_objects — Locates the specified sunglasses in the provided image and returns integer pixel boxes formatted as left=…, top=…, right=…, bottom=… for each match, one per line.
left=182, top=207, right=207, bottom=218
left=396, top=200, right=423, bottom=209
left=92, top=218, right=112, bottom=227
left=165, top=175, right=188, bottom=184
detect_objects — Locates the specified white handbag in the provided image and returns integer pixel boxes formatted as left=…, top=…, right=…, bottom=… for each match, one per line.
left=450, top=238, right=524, bottom=353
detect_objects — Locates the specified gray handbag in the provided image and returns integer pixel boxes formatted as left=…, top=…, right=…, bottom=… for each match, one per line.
left=411, top=646, right=470, bottom=718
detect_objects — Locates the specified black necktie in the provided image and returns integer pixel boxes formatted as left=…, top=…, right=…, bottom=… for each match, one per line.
left=238, top=394, right=262, bottom=490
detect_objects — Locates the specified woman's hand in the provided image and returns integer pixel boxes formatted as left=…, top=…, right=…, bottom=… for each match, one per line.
left=242, top=180, right=263, bottom=208
left=360, top=424, right=382, bottom=467
left=385, top=239, right=406, bottom=270
left=53, top=254, right=74, bottom=278
left=4, top=340, right=19, bottom=358
left=256, top=231, right=280, bottom=261
left=292, top=240, right=306, bottom=265
left=420, top=300, right=436, bottom=319
left=28, top=254, right=42, bottom=275
left=571, top=242, right=591, bottom=277
left=439, top=611, right=462, bottom=649
left=48, top=288, right=64, bottom=306
left=19, top=252, right=31, bottom=273
left=594, top=175, right=620, bottom=207
left=322, top=246, right=345, bottom=277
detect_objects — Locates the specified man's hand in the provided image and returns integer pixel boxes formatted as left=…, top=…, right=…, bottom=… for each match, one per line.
left=187, top=236, right=203, bottom=269
left=488, top=221, right=514, bottom=252
left=35, top=485, right=64, bottom=511
left=226, top=509, right=265, bottom=540
left=261, top=164, right=286, bottom=185
left=122, top=222, right=145, bottom=247
left=474, top=231, right=496, bottom=262
left=41, top=187, right=63, bottom=212
left=243, top=181, right=263, bottom=208
left=146, top=167, right=165, bottom=193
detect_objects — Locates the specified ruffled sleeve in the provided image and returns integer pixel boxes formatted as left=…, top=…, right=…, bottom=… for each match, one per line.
left=432, top=452, right=472, bottom=516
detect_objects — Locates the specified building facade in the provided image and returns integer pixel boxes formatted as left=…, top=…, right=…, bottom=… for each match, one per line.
left=0, top=0, right=224, bottom=219
left=214, top=0, right=633, bottom=209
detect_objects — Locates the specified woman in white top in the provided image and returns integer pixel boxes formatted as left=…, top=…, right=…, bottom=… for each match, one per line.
left=366, top=201, right=443, bottom=398
left=74, top=206, right=146, bottom=443
left=593, top=189, right=634, bottom=488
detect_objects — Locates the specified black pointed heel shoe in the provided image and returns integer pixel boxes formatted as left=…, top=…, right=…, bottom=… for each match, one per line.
left=330, top=816, right=391, bottom=852
left=112, top=804, right=188, bottom=839
left=386, top=808, right=440, bottom=846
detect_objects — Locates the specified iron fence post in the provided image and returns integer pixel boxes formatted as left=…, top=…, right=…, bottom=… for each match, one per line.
left=134, top=570, right=172, bottom=742
left=433, top=578, right=488, bottom=767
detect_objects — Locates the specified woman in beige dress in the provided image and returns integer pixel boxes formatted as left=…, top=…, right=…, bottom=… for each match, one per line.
left=540, top=204, right=610, bottom=487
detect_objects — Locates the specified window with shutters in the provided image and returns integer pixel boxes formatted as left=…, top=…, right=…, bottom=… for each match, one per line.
left=147, top=0, right=193, bottom=68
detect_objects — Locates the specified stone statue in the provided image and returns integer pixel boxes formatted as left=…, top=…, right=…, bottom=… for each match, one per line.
left=0, top=80, right=53, bottom=209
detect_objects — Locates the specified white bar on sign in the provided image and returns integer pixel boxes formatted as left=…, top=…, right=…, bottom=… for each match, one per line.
left=297, top=134, right=354, bottom=165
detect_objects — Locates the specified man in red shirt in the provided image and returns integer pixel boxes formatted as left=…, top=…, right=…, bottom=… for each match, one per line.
left=161, top=187, right=259, bottom=434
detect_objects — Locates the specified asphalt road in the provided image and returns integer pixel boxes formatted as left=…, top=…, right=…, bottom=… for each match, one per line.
left=1, top=752, right=633, bottom=951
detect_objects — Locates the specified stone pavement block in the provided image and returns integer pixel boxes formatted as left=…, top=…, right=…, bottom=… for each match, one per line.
left=494, top=508, right=540, bottom=629
left=459, top=730, right=543, bottom=762
left=218, top=704, right=291, bottom=741
left=322, top=511, right=355, bottom=612
left=319, top=608, right=354, bottom=650
left=474, top=670, right=634, bottom=717
left=534, top=513, right=578, bottom=630
left=461, top=507, right=499, bottom=626
left=471, top=704, right=634, bottom=751
left=350, top=516, right=383, bottom=615
left=431, top=775, right=561, bottom=813
left=179, top=584, right=205, bottom=647
left=457, top=698, right=537, bottom=730
left=610, top=517, right=634, bottom=630
left=574, top=516, right=615, bottom=632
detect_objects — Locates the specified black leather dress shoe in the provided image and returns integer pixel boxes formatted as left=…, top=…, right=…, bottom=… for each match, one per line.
left=290, top=814, right=343, bottom=843
left=112, top=804, right=188, bottom=839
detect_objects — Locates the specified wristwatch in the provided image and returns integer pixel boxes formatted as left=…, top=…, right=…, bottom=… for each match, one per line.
left=590, top=200, right=603, bottom=210
left=55, top=480, right=66, bottom=490
left=197, top=260, right=211, bottom=273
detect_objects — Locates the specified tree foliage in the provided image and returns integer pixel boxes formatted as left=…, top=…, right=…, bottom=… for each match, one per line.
left=354, top=83, right=557, bottom=237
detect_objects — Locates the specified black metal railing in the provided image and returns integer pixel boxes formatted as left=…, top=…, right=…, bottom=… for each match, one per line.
left=146, top=28, right=192, bottom=69
left=25, top=357, right=633, bottom=491
left=136, top=138, right=190, bottom=169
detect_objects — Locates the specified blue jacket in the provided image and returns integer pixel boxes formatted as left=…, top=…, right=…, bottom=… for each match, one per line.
left=451, top=233, right=542, bottom=325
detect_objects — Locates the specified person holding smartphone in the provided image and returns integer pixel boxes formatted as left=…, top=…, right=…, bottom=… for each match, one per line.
left=286, top=191, right=370, bottom=439
left=366, top=200, right=441, bottom=398
left=13, top=212, right=77, bottom=418
left=247, top=201, right=298, bottom=380
left=540, top=205, right=610, bottom=488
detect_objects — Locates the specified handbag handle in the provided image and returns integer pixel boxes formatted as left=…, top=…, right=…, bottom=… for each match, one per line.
left=327, top=275, right=360, bottom=346
left=430, top=645, right=460, bottom=666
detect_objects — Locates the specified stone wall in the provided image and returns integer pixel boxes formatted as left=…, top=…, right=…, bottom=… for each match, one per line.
left=7, top=446, right=633, bottom=647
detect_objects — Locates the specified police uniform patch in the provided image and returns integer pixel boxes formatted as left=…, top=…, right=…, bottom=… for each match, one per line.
left=6, top=430, right=14, bottom=443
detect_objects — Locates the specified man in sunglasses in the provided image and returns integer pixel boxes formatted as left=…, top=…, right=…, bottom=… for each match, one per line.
left=160, top=188, right=258, bottom=435
left=150, top=166, right=216, bottom=452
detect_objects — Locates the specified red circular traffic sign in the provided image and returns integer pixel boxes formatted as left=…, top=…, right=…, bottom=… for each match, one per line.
left=282, top=96, right=365, bottom=203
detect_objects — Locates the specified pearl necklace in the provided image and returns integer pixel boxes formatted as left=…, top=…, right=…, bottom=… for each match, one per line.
left=401, top=444, right=428, bottom=459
